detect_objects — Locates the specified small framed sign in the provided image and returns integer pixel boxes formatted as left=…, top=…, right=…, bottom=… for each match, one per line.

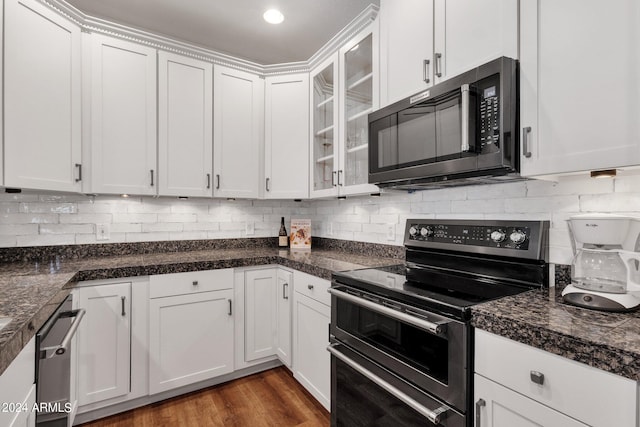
left=290, top=219, right=311, bottom=250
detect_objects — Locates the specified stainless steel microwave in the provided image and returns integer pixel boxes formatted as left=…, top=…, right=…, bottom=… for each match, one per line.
left=368, top=57, right=519, bottom=189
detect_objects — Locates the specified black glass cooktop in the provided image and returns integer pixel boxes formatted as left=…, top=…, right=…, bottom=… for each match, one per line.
left=332, top=264, right=535, bottom=320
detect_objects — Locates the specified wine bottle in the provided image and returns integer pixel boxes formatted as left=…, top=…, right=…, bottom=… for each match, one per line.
left=278, top=217, right=288, bottom=248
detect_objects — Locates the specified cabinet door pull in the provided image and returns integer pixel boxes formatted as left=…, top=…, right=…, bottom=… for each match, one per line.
left=423, top=59, right=431, bottom=84
left=530, top=370, right=544, bottom=385
left=228, top=299, right=232, bottom=316
left=434, top=53, right=443, bottom=78
left=266, top=177, right=270, bottom=192
left=332, top=171, right=337, bottom=187
left=121, top=296, right=126, bottom=317
left=283, top=283, right=289, bottom=300
left=522, top=126, right=532, bottom=158
left=206, top=174, right=211, bottom=189
left=150, top=169, right=155, bottom=187
left=475, top=398, right=486, bottom=427
left=75, top=164, right=82, bottom=182
left=338, top=170, right=343, bottom=186
left=216, top=174, right=221, bottom=189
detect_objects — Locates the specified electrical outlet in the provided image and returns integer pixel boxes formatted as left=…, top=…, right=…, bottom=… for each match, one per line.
left=245, top=221, right=255, bottom=236
left=96, top=223, right=110, bottom=240
left=386, top=224, right=395, bottom=241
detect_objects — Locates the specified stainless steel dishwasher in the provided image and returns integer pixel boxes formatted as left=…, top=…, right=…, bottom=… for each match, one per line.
left=35, top=294, right=85, bottom=427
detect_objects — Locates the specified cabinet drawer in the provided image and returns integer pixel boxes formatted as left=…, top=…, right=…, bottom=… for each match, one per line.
left=149, top=269, right=233, bottom=298
left=293, top=271, right=330, bottom=306
left=475, top=329, right=637, bottom=427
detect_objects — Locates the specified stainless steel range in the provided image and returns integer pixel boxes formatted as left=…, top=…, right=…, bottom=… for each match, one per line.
left=329, top=219, right=549, bottom=427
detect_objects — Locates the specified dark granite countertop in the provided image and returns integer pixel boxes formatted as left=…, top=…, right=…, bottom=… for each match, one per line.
left=472, top=287, right=640, bottom=381
left=0, top=246, right=402, bottom=377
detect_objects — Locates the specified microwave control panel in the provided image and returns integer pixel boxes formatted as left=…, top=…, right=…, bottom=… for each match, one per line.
left=478, top=74, right=500, bottom=149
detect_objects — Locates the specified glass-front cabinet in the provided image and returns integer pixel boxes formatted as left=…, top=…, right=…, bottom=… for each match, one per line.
left=310, top=22, right=379, bottom=198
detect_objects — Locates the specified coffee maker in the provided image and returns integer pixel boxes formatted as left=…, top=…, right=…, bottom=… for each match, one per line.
left=562, top=214, right=640, bottom=312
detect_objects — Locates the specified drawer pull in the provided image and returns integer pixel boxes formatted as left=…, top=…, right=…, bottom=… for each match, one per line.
left=307, top=284, right=314, bottom=290
left=530, top=370, right=545, bottom=385
left=192, top=281, right=198, bottom=286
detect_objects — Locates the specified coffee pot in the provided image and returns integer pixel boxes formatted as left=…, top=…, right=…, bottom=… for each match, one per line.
left=562, top=214, right=640, bottom=311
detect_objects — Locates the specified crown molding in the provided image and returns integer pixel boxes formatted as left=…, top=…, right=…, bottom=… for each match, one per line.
left=41, top=0, right=378, bottom=76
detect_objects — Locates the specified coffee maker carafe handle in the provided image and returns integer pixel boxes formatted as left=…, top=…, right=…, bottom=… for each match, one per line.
left=618, top=251, right=640, bottom=292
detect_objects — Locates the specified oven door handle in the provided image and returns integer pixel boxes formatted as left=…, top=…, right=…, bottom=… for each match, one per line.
left=328, top=288, right=448, bottom=336
left=39, top=308, right=85, bottom=359
left=328, top=344, right=450, bottom=425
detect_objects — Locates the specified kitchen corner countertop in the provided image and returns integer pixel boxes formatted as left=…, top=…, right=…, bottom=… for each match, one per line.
left=0, top=247, right=402, bottom=377
left=471, top=289, right=640, bottom=381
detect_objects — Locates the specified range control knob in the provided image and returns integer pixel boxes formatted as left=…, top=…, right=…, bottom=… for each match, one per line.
left=409, top=226, right=418, bottom=237
left=420, top=226, right=433, bottom=237
left=490, top=230, right=506, bottom=243
left=510, top=230, right=527, bottom=244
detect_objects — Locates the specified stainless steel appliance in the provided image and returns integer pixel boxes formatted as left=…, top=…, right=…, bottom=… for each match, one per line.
left=368, top=57, right=519, bottom=189
left=330, top=219, right=549, bottom=426
left=35, top=295, right=85, bottom=427
left=562, top=214, right=640, bottom=311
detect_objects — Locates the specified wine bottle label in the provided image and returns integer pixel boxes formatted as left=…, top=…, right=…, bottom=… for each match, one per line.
left=279, top=236, right=288, bottom=247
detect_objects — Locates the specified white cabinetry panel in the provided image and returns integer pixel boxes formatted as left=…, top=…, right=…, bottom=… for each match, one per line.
left=264, top=74, right=309, bottom=199
left=158, top=51, right=213, bottom=197
left=90, top=35, right=157, bottom=195
left=244, top=269, right=277, bottom=362
left=213, top=65, right=263, bottom=198
left=276, top=269, right=293, bottom=367
left=4, top=0, right=81, bottom=192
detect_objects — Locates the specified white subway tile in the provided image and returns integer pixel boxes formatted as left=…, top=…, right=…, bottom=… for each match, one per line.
left=170, top=202, right=210, bottom=214
left=580, top=193, right=640, bottom=212
left=20, top=202, right=77, bottom=214
left=75, top=233, right=127, bottom=244
left=466, top=181, right=527, bottom=200
left=157, top=213, right=197, bottom=223
left=0, top=203, right=20, bottom=214
left=60, top=213, right=113, bottom=224
left=370, top=214, right=399, bottom=224
left=197, top=213, right=233, bottom=223
left=549, top=245, right=574, bottom=265
left=434, top=213, right=485, bottom=220
left=339, top=222, right=363, bottom=232
left=410, top=201, right=451, bottom=214
left=112, top=213, right=157, bottom=224
left=332, top=214, right=370, bottom=224
left=451, top=199, right=506, bottom=213
left=40, top=224, right=94, bottom=234
left=0, top=236, right=17, bottom=247
left=219, top=222, right=246, bottom=231
left=77, top=201, right=130, bottom=214
left=614, top=174, right=640, bottom=193
left=0, top=224, right=39, bottom=235
left=110, top=223, right=143, bottom=233
left=422, top=187, right=467, bottom=201
left=208, top=230, right=241, bottom=239
left=0, top=214, right=58, bottom=224
left=183, top=222, right=220, bottom=232
left=527, top=176, right=613, bottom=197
left=169, top=231, right=208, bottom=240
left=0, top=193, right=39, bottom=202
left=505, top=196, right=579, bottom=213
left=142, top=223, right=184, bottom=232
left=17, top=234, right=75, bottom=246
left=38, top=194, right=88, bottom=202
left=378, top=203, right=410, bottom=215
left=125, top=232, right=170, bottom=242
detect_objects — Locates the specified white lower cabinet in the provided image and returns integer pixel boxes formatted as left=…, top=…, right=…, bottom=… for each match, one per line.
left=76, top=282, right=132, bottom=405
left=276, top=269, right=293, bottom=367
left=474, top=329, right=638, bottom=427
left=292, top=271, right=331, bottom=410
left=148, top=269, right=234, bottom=394
left=244, top=268, right=278, bottom=362
left=75, top=277, right=149, bottom=413
left=0, top=337, right=35, bottom=427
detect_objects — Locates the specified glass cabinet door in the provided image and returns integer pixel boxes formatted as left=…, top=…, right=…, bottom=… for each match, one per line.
left=343, top=33, right=373, bottom=188
left=312, top=59, right=338, bottom=194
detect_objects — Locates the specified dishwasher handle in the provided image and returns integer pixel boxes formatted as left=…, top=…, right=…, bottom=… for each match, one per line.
left=39, top=308, right=85, bottom=359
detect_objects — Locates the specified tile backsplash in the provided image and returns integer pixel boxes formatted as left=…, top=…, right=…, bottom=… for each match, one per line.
left=1, top=174, right=639, bottom=265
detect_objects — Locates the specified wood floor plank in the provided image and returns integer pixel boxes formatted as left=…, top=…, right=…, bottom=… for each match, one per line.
left=78, top=367, right=330, bottom=427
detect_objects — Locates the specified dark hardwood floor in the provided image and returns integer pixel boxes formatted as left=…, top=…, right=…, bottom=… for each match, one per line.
left=79, top=367, right=330, bottom=427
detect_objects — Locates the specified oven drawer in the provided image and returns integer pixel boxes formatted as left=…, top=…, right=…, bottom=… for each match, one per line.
left=149, top=269, right=233, bottom=298
left=294, top=271, right=331, bottom=305
left=474, top=329, right=637, bottom=427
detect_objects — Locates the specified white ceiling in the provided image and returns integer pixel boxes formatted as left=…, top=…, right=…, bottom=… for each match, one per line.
left=64, top=0, right=378, bottom=65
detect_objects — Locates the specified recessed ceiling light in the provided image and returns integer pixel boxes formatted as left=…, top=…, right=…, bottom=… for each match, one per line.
left=263, top=9, right=284, bottom=25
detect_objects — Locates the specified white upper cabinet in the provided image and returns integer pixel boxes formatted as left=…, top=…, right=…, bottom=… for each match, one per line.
left=379, top=0, right=433, bottom=106
left=264, top=73, right=309, bottom=199
left=379, top=0, right=517, bottom=106
left=158, top=51, right=213, bottom=197
left=433, top=0, right=517, bottom=85
left=89, top=34, right=157, bottom=195
left=213, top=65, right=264, bottom=199
left=4, top=0, right=82, bottom=192
left=520, top=0, right=640, bottom=177
left=310, top=22, right=380, bottom=198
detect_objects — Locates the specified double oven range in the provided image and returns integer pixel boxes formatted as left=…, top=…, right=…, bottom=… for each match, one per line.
left=329, top=219, right=549, bottom=426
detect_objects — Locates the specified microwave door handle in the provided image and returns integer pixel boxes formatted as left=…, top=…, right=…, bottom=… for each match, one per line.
left=460, top=83, right=470, bottom=153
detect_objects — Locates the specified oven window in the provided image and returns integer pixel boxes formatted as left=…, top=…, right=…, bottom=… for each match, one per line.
left=333, top=357, right=438, bottom=427
left=336, top=298, right=449, bottom=385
